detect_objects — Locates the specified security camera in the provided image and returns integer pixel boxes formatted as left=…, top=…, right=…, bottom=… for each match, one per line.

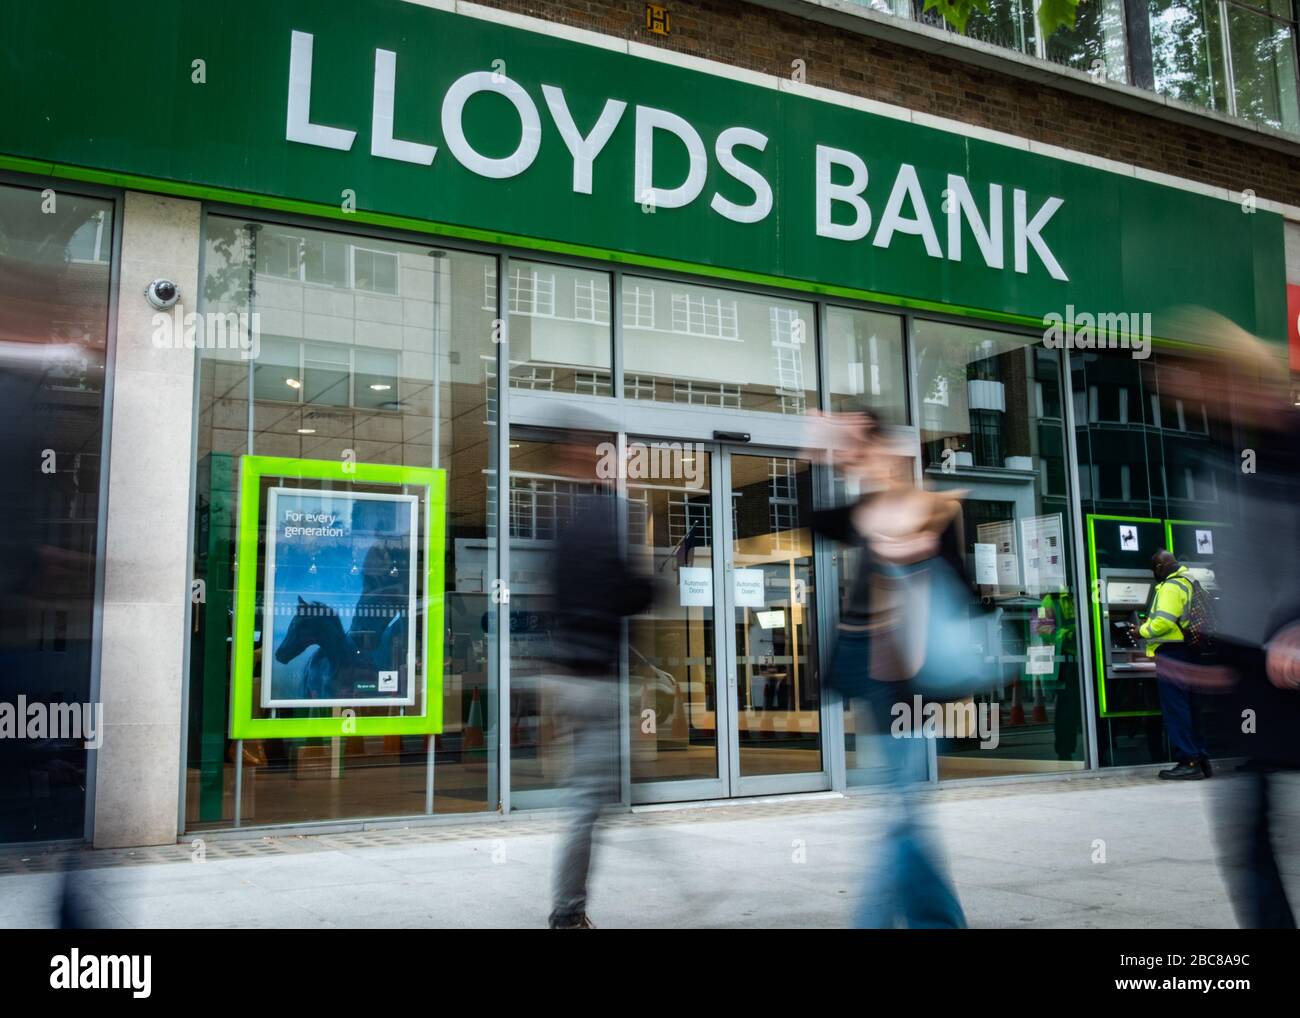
left=145, top=278, right=180, bottom=310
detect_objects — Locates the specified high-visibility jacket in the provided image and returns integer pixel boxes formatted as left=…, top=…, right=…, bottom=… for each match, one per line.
left=1138, top=565, right=1192, bottom=657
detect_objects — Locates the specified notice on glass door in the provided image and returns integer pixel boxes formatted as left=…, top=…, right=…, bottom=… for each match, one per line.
left=733, top=569, right=765, bottom=608
left=974, top=543, right=998, bottom=585
left=678, top=567, right=713, bottom=606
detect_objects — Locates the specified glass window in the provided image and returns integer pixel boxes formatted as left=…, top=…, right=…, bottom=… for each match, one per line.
left=501, top=260, right=611, bottom=395
left=352, top=245, right=398, bottom=295
left=188, top=218, right=499, bottom=828
left=623, top=276, right=817, bottom=414
left=0, top=183, right=114, bottom=843
left=825, top=306, right=908, bottom=424
left=1045, top=0, right=1129, bottom=80
left=1149, top=0, right=1231, bottom=112
left=506, top=434, right=612, bottom=799
left=1226, top=1, right=1300, bottom=132
left=913, top=320, right=1086, bottom=776
left=965, top=0, right=1038, bottom=53
left=1071, top=349, right=1240, bottom=767
left=303, top=341, right=350, bottom=406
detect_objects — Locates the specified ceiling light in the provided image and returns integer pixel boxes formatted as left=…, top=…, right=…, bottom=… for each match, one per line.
left=297, top=428, right=316, bottom=435
left=285, top=378, right=301, bottom=389
left=369, top=383, right=392, bottom=391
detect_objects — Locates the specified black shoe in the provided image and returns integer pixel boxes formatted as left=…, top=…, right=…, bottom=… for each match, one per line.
left=1159, top=761, right=1206, bottom=780
left=1199, top=757, right=1213, bottom=778
left=548, top=913, right=595, bottom=929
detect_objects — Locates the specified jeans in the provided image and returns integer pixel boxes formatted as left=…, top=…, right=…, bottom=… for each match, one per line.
left=847, top=639, right=966, bottom=929
left=548, top=672, right=619, bottom=927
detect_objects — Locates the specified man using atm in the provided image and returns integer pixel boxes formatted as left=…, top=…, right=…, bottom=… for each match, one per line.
left=1138, top=550, right=1211, bottom=780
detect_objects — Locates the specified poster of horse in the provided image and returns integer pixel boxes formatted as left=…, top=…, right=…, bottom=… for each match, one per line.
left=260, top=487, right=421, bottom=709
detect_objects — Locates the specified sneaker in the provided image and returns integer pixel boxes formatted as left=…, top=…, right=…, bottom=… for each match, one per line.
left=1159, top=761, right=1206, bottom=780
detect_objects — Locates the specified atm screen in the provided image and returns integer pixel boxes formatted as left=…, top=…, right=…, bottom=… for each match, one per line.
left=1106, top=581, right=1151, bottom=605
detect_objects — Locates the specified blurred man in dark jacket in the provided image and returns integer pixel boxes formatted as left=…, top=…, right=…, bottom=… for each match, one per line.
left=1158, top=311, right=1300, bottom=928
left=545, top=427, right=654, bottom=929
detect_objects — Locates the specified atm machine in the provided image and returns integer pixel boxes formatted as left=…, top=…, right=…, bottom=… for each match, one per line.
left=1086, top=515, right=1166, bottom=717
left=1097, top=569, right=1156, bottom=678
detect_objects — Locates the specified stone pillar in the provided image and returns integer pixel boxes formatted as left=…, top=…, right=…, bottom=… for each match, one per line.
left=92, top=192, right=200, bottom=848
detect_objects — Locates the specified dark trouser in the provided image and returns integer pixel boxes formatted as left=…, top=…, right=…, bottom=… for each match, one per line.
left=1155, top=645, right=1207, bottom=762
left=548, top=672, right=619, bottom=927
left=1217, top=768, right=1297, bottom=928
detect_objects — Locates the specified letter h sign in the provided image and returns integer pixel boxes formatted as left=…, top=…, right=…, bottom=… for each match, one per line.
left=646, top=4, right=670, bottom=36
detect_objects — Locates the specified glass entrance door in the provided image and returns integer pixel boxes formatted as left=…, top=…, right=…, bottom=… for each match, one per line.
left=629, top=444, right=827, bottom=802
left=722, top=452, right=825, bottom=795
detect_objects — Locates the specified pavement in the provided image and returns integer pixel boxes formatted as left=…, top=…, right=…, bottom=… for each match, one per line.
left=2, top=769, right=1297, bottom=928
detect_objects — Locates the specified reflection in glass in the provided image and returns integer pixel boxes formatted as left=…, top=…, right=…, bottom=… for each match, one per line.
left=826, top=306, right=909, bottom=424
left=187, top=218, right=499, bottom=828
left=1149, top=0, right=1229, bottom=112
left=0, top=184, right=113, bottom=842
left=1226, top=4, right=1300, bottom=132
left=502, top=260, right=612, bottom=396
left=1045, top=0, right=1129, bottom=79
left=622, top=277, right=817, bottom=414
left=914, top=320, right=1085, bottom=777
left=1071, top=349, right=1239, bottom=766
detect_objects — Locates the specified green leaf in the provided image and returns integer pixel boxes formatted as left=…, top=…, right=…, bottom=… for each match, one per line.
left=1037, top=0, right=1082, bottom=38
left=922, top=0, right=978, bottom=34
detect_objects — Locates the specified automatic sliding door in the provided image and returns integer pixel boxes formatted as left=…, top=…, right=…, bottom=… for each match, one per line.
left=724, top=452, right=827, bottom=793
left=627, top=444, right=729, bottom=802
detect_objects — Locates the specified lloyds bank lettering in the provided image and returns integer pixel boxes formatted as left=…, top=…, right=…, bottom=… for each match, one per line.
left=284, top=30, right=1069, bottom=281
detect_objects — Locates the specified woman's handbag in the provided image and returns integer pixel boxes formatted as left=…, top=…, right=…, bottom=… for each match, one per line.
left=870, top=554, right=993, bottom=699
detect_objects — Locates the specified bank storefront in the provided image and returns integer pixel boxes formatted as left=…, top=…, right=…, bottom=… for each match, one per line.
left=0, top=0, right=1288, bottom=842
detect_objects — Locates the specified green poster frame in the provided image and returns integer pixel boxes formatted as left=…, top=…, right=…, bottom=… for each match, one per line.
left=230, top=455, right=446, bottom=739
left=1086, top=513, right=1162, bottom=718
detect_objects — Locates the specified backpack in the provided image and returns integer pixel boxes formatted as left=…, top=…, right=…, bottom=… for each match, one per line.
left=1168, top=574, right=1218, bottom=656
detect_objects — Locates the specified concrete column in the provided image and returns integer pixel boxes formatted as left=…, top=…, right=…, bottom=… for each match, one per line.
left=92, top=192, right=200, bottom=848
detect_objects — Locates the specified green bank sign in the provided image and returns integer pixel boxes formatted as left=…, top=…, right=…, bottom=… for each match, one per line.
left=0, top=0, right=1285, bottom=338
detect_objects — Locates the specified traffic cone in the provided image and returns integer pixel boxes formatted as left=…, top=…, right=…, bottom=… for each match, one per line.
left=1031, top=681, right=1049, bottom=724
left=1009, top=679, right=1025, bottom=725
left=463, top=687, right=485, bottom=750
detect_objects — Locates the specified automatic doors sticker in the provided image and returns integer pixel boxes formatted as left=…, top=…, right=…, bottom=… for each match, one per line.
left=262, top=488, right=420, bottom=708
left=679, top=566, right=713, bottom=606
left=734, top=569, right=766, bottom=608
left=1119, top=525, right=1139, bottom=551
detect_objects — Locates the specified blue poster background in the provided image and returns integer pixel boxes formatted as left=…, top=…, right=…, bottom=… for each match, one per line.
left=263, top=488, right=417, bottom=707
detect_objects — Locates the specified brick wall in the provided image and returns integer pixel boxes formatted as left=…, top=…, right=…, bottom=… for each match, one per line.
left=476, top=0, right=1300, bottom=207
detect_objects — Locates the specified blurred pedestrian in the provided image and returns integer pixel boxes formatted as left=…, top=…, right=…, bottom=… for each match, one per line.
left=1153, top=309, right=1300, bottom=928
left=544, top=426, right=654, bottom=930
left=807, top=410, right=979, bottom=928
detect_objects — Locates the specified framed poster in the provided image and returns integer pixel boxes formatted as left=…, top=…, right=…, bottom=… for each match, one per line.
left=230, top=455, right=446, bottom=740
left=261, top=488, right=419, bottom=709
